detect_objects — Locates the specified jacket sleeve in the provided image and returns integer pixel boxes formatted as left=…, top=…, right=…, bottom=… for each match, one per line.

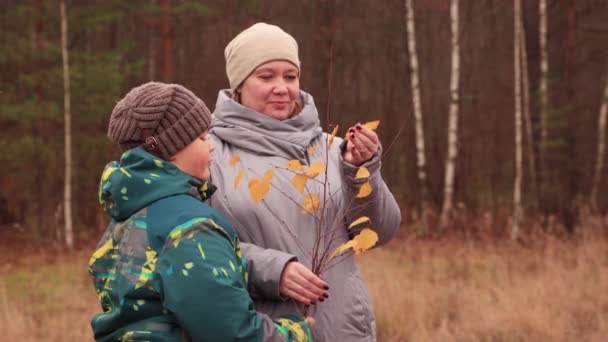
left=208, top=191, right=297, bottom=301
left=338, top=140, right=402, bottom=246
left=153, top=220, right=311, bottom=342
left=240, top=241, right=297, bottom=300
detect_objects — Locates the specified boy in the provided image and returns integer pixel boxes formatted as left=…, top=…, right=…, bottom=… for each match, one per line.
left=89, top=82, right=312, bottom=341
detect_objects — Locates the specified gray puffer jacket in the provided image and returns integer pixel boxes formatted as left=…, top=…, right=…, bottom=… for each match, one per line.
left=208, top=89, right=401, bottom=341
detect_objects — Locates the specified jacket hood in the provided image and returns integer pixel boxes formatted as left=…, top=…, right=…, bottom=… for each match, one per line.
left=98, top=147, right=214, bottom=221
left=210, top=89, right=323, bottom=162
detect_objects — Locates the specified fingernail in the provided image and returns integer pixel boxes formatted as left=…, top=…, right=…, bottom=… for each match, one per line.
left=324, top=285, right=329, bottom=290
left=311, top=301, right=316, bottom=305
left=348, top=128, right=354, bottom=133
left=350, top=133, right=355, bottom=139
left=323, top=293, right=329, bottom=298
left=356, top=124, right=362, bottom=130
left=319, top=298, right=325, bottom=302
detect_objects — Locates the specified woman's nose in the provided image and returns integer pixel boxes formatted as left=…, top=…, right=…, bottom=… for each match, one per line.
left=272, top=81, right=288, bottom=94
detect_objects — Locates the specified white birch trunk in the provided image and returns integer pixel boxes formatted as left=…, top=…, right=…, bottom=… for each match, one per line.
left=405, top=0, right=429, bottom=201
left=539, top=0, right=549, bottom=192
left=520, top=2, right=537, bottom=207
left=513, top=0, right=523, bottom=240
left=60, top=0, right=74, bottom=250
left=590, top=78, right=608, bottom=210
left=440, top=0, right=460, bottom=230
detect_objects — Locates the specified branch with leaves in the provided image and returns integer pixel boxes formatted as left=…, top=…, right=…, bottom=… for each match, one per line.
left=228, top=120, right=382, bottom=315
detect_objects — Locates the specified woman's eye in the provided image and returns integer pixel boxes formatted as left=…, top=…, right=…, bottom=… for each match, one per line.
left=286, top=75, right=298, bottom=81
left=259, top=75, right=272, bottom=80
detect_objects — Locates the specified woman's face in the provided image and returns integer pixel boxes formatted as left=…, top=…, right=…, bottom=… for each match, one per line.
left=238, top=60, right=300, bottom=120
left=170, top=131, right=214, bottom=181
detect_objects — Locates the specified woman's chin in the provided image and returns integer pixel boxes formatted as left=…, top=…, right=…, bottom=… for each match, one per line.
left=263, top=110, right=291, bottom=121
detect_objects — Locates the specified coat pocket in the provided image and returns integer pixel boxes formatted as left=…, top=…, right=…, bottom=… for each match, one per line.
left=346, top=272, right=376, bottom=336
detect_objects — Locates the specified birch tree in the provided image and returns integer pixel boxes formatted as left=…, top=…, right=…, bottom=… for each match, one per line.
left=590, top=77, right=608, bottom=210
left=440, top=0, right=460, bottom=230
left=60, top=0, right=74, bottom=250
left=539, top=0, right=549, bottom=196
left=404, top=0, right=430, bottom=232
left=512, top=0, right=523, bottom=240
left=519, top=10, right=537, bottom=208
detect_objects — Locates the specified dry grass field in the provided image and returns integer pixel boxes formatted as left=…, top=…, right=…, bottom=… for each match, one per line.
left=361, top=236, right=608, bottom=341
left=1, top=227, right=608, bottom=341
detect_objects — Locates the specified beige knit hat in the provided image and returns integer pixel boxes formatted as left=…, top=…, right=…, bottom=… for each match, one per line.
left=107, top=82, right=211, bottom=160
left=225, top=22, right=301, bottom=90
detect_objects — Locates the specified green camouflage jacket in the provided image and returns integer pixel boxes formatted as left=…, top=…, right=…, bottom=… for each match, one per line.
left=89, top=147, right=312, bottom=342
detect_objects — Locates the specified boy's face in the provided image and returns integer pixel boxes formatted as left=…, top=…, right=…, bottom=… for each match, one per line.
left=170, top=131, right=214, bottom=180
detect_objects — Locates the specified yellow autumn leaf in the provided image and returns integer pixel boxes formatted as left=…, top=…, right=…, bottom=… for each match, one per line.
left=329, top=240, right=357, bottom=261
left=306, top=161, right=326, bottom=178
left=355, top=166, right=370, bottom=179
left=362, top=120, right=380, bottom=130
left=348, top=216, right=370, bottom=229
left=307, top=144, right=317, bottom=155
left=234, top=169, right=246, bottom=188
left=286, top=160, right=303, bottom=172
left=327, top=125, right=339, bottom=148
left=229, top=154, right=240, bottom=166
left=248, top=169, right=274, bottom=204
left=263, top=168, right=274, bottom=181
left=248, top=179, right=269, bottom=204
left=303, top=193, right=320, bottom=213
left=356, top=181, right=373, bottom=198
left=353, top=228, right=379, bottom=254
left=292, top=173, right=308, bottom=193
left=344, top=120, right=381, bottom=141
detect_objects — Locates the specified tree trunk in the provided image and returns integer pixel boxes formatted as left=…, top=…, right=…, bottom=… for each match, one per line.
left=590, top=77, right=608, bottom=211
left=512, top=0, right=523, bottom=240
left=440, top=0, right=460, bottom=231
left=60, top=0, right=74, bottom=250
left=147, top=0, right=157, bottom=81
left=539, top=0, right=549, bottom=202
left=405, top=0, right=430, bottom=234
left=160, top=0, right=174, bottom=82
left=519, top=10, right=537, bottom=209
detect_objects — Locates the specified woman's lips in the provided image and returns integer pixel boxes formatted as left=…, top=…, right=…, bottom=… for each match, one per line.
left=270, top=102, right=288, bottom=109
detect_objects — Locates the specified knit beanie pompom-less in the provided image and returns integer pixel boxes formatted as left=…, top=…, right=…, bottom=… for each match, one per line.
left=224, top=22, right=301, bottom=90
left=107, top=82, right=211, bottom=160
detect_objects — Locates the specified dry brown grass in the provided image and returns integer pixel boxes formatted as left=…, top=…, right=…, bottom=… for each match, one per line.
left=1, top=228, right=608, bottom=342
left=0, top=251, right=98, bottom=341
left=360, top=235, right=608, bottom=342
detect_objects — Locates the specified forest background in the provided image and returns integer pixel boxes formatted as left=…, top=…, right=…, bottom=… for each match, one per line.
left=1, top=0, right=608, bottom=341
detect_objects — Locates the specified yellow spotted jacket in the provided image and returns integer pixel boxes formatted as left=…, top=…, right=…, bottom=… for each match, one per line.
left=89, top=147, right=312, bottom=342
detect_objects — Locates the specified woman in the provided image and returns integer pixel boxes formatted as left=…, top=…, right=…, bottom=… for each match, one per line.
left=209, top=23, right=401, bottom=341
left=88, top=82, right=313, bottom=341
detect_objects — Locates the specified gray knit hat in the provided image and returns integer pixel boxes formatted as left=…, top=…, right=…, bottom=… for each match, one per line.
left=108, top=82, right=211, bottom=160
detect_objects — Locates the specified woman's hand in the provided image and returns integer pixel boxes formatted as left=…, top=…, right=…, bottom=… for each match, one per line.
left=279, top=262, right=329, bottom=305
left=343, top=123, right=379, bottom=166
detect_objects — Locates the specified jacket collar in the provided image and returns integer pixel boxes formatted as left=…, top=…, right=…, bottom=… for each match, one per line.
left=210, top=89, right=323, bottom=162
